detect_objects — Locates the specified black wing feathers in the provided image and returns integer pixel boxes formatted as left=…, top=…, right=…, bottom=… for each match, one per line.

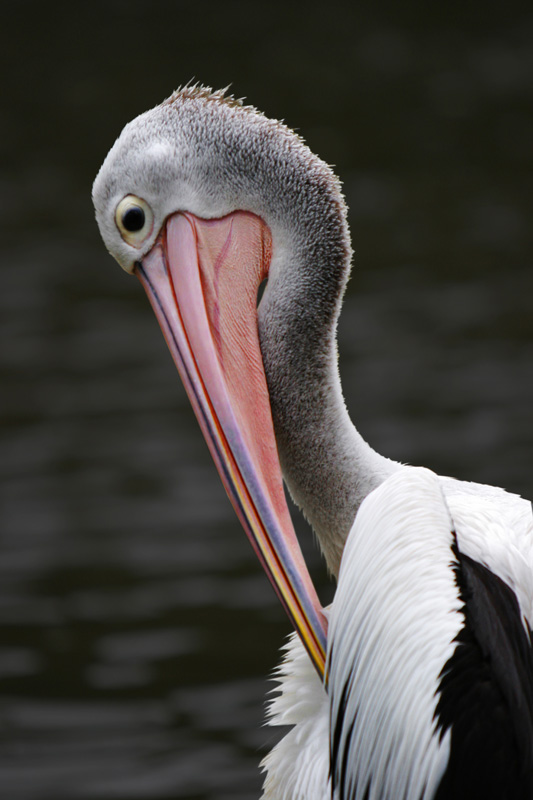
left=435, top=540, right=533, bottom=800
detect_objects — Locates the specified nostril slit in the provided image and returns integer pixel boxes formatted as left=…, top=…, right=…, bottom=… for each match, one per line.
left=257, top=278, right=267, bottom=307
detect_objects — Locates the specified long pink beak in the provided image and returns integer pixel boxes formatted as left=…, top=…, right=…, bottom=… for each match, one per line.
left=136, top=210, right=327, bottom=678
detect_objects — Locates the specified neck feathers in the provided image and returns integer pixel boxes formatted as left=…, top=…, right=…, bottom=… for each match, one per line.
left=258, top=178, right=397, bottom=576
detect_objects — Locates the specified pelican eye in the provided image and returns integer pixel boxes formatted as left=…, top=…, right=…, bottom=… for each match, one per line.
left=123, top=206, right=145, bottom=231
left=115, top=195, right=154, bottom=247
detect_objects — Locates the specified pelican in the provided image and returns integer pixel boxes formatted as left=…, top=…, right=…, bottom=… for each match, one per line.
left=92, top=86, right=533, bottom=799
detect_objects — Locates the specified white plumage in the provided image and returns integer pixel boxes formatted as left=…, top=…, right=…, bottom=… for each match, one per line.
left=263, top=467, right=533, bottom=799
left=262, top=632, right=330, bottom=800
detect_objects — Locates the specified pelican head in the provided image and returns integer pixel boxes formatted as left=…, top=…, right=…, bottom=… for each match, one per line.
left=91, top=86, right=358, bottom=674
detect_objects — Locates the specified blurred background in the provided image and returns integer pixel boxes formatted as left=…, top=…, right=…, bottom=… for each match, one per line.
left=1, top=2, right=532, bottom=798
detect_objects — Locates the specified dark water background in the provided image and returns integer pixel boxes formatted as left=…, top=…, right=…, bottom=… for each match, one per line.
left=1, top=3, right=532, bottom=798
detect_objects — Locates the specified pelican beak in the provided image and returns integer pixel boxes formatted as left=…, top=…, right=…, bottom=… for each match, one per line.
left=136, top=211, right=327, bottom=678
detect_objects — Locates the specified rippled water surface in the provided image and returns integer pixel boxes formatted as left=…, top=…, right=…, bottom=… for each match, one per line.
left=1, top=4, right=532, bottom=798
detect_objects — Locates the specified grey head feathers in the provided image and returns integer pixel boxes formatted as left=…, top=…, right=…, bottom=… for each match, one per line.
left=92, top=84, right=350, bottom=282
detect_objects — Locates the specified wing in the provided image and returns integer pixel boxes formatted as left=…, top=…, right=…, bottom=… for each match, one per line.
left=436, top=481, right=533, bottom=799
left=328, top=466, right=533, bottom=800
